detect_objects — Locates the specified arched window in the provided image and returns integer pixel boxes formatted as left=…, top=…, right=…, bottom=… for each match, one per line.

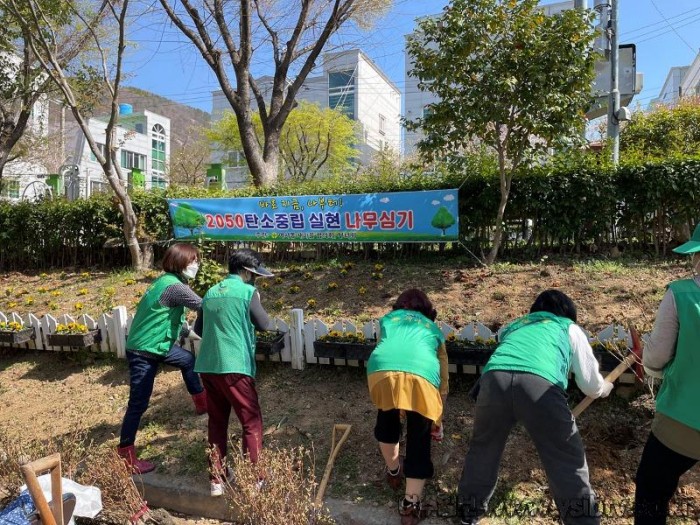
left=151, top=124, right=166, bottom=188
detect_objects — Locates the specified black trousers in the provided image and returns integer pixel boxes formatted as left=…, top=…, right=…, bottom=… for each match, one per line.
left=374, top=409, right=434, bottom=479
left=634, top=432, right=698, bottom=525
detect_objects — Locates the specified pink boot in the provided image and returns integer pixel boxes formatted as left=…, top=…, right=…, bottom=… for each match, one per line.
left=117, top=445, right=155, bottom=474
left=192, top=391, right=208, bottom=415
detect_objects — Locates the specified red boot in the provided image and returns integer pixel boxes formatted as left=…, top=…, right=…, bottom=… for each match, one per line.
left=117, top=445, right=155, bottom=474
left=192, top=391, right=208, bottom=415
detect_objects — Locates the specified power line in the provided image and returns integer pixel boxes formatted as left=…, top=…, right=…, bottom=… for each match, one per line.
left=646, top=0, right=697, bottom=53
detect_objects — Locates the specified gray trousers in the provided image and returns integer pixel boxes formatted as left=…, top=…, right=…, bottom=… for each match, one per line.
left=458, top=371, right=599, bottom=525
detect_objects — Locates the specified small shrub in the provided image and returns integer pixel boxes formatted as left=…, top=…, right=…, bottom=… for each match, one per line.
left=306, top=298, right=317, bottom=308
left=223, top=446, right=332, bottom=525
left=371, top=272, right=383, bottom=280
left=260, top=281, right=270, bottom=290
left=358, top=286, right=367, bottom=295
left=491, top=291, right=506, bottom=301
left=74, top=302, right=85, bottom=311
left=303, top=272, right=313, bottom=280
left=24, top=297, right=34, bottom=306
left=327, top=282, right=338, bottom=291
left=289, top=285, right=301, bottom=294
left=78, top=288, right=88, bottom=296
left=374, top=263, right=384, bottom=271
left=275, top=277, right=284, bottom=285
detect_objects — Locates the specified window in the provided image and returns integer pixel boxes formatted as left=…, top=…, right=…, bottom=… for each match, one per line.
left=422, top=106, right=434, bottom=119
left=89, top=143, right=107, bottom=162
left=135, top=123, right=144, bottom=134
left=120, top=150, right=146, bottom=170
left=151, top=123, right=166, bottom=174
left=151, top=176, right=167, bottom=189
left=328, top=70, right=355, bottom=119
left=379, top=114, right=386, bottom=135
left=228, top=151, right=247, bottom=168
left=2, top=180, right=20, bottom=199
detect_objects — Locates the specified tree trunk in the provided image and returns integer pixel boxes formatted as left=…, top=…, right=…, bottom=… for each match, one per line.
left=486, top=149, right=512, bottom=265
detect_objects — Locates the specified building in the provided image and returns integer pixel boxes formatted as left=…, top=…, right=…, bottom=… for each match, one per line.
left=64, top=105, right=171, bottom=199
left=0, top=52, right=52, bottom=201
left=652, top=66, right=691, bottom=107
left=211, top=49, right=401, bottom=188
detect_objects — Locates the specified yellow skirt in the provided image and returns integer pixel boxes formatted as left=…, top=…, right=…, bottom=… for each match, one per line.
left=368, top=371, right=443, bottom=424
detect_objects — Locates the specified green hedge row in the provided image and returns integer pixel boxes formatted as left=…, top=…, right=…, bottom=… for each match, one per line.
left=1, top=156, right=698, bottom=269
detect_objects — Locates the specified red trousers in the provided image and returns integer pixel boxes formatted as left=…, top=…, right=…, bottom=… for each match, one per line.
left=201, top=373, right=263, bottom=474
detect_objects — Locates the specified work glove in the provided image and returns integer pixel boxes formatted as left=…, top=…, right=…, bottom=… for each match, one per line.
left=600, top=381, right=614, bottom=398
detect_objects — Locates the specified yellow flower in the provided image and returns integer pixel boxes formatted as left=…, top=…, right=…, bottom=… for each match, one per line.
left=37, top=287, right=48, bottom=294
left=260, top=282, right=269, bottom=290
left=303, top=272, right=313, bottom=280
left=49, top=302, right=58, bottom=311
left=124, top=278, right=136, bottom=286
left=274, top=277, right=283, bottom=284
left=78, top=288, right=88, bottom=296
left=39, top=273, right=48, bottom=279
left=104, top=287, right=116, bottom=296
left=7, top=301, right=18, bottom=308
left=447, top=333, right=457, bottom=341
left=306, top=299, right=317, bottom=308
left=327, top=282, right=338, bottom=291
left=0, top=321, right=23, bottom=332
left=339, top=269, right=348, bottom=276
left=25, top=297, right=34, bottom=306
left=288, top=285, right=301, bottom=294
left=374, top=263, right=385, bottom=271
left=371, top=272, right=383, bottom=280
left=358, top=286, right=367, bottom=295
left=74, top=302, right=84, bottom=311
left=50, top=291, right=62, bottom=297
left=80, top=272, right=90, bottom=278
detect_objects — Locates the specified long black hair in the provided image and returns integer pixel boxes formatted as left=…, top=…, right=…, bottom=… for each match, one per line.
left=529, top=289, right=577, bottom=323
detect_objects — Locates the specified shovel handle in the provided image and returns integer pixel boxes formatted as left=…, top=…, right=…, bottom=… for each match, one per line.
left=572, top=353, right=637, bottom=418
left=21, top=453, right=63, bottom=525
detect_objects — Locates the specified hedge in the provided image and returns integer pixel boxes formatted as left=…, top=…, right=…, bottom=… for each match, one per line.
left=1, top=156, right=698, bottom=270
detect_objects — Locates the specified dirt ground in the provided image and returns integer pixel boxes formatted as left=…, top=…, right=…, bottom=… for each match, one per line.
left=1, top=260, right=699, bottom=524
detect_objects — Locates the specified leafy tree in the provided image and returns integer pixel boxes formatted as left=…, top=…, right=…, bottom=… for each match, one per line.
left=431, top=206, right=456, bottom=236
left=159, top=0, right=391, bottom=187
left=208, top=101, right=357, bottom=182
left=406, top=0, right=596, bottom=264
left=2, top=0, right=150, bottom=269
left=621, top=97, right=700, bottom=163
left=0, top=2, right=101, bottom=180
left=172, top=203, right=206, bottom=235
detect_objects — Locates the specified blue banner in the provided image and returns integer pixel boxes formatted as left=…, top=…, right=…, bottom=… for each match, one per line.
left=168, top=189, right=459, bottom=242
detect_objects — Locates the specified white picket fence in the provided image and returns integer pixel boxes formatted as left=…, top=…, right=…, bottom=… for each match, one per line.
left=0, top=307, right=640, bottom=382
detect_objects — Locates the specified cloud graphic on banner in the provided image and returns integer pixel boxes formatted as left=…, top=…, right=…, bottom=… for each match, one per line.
left=380, top=197, right=390, bottom=203
left=432, top=200, right=440, bottom=205
left=443, top=194, right=455, bottom=201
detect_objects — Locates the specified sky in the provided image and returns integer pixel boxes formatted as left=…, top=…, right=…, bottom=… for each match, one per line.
left=124, top=0, right=700, bottom=116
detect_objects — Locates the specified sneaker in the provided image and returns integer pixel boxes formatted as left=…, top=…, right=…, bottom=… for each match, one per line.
left=210, top=467, right=234, bottom=497
left=385, top=457, right=404, bottom=491
left=210, top=482, right=224, bottom=497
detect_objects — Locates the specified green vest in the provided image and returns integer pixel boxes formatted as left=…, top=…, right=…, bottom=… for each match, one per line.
left=126, top=273, right=185, bottom=357
left=195, top=274, right=257, bottom=377
left=484, top=312, right=574, bottom=390
left=367, top=309, right=445, bottom=389
left=656, top=279, right=700, bottom=431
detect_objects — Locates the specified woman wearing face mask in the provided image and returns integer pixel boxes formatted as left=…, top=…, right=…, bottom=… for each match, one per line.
left=117, top=243, right=205, bottom=474
left=193, top=248, right=274, bottom=496
left=634, top=224, right=700, bottom=525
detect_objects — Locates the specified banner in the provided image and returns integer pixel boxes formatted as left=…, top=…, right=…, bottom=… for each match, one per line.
left=168, top=189, right=459, bottom=242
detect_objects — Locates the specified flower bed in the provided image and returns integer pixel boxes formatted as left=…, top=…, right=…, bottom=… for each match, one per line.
left=46, top=322, right=101, bottom=348
left=313, top=331, right=377, bottom=360
left=445, top=335, right=497, bottom=366
left=256, top=330, right=286, bottom=356
left=0, top=321, right=34, bottom=345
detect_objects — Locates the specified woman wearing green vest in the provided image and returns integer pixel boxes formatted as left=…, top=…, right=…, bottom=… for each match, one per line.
left=194, top=249, right=274, bottom=497
left=634, top=226, right=700, bottom=525
left=367, top=288, right=448, bottom=525
left=457, top=290, right=613, bottom=525
left=118, top=243, right=205, bottom=474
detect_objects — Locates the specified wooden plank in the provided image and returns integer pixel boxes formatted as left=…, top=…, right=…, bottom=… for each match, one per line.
left=289, top=309, right=305, bottom=370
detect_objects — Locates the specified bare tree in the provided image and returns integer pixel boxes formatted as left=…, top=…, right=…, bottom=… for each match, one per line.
left=159, top=0, right=390, bottom=187
left=167, top=132, right=211, bottom=186
left=3, top=0, right=147, bottom=269
left=0, top=4, right=101, bottom=180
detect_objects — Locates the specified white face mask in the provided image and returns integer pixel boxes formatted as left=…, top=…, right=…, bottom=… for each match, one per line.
left=183, top=262, right=199, bottom=279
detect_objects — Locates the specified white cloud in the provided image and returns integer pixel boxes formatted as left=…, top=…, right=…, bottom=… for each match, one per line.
left=443, top=194, right=455, bottom=201
left=431, top=200, right=440, bottom=205
left=380, top=197, right=390, bottom=203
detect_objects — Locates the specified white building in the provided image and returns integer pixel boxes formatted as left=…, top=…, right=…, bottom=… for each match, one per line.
left=652, top=66, right=691, bottom=107
left=680, top=53, right=700, bottom=100
left=65, top=106, right=171, bottom=199
left=1, top=52, right=51, bottom=201
left=211, top=49, right=401, bottom=188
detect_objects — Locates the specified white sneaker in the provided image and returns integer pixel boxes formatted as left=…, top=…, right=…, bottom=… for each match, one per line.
left=210, top=482, right=224, bottom=497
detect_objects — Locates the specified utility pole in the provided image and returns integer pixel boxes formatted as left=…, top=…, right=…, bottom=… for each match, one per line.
left=607, top=0, right=620, bottom=164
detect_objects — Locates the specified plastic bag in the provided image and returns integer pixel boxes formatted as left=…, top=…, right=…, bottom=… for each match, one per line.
left=19, top=476, right=102, bottom=525
left=0, top=492, right=35, bottom=525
